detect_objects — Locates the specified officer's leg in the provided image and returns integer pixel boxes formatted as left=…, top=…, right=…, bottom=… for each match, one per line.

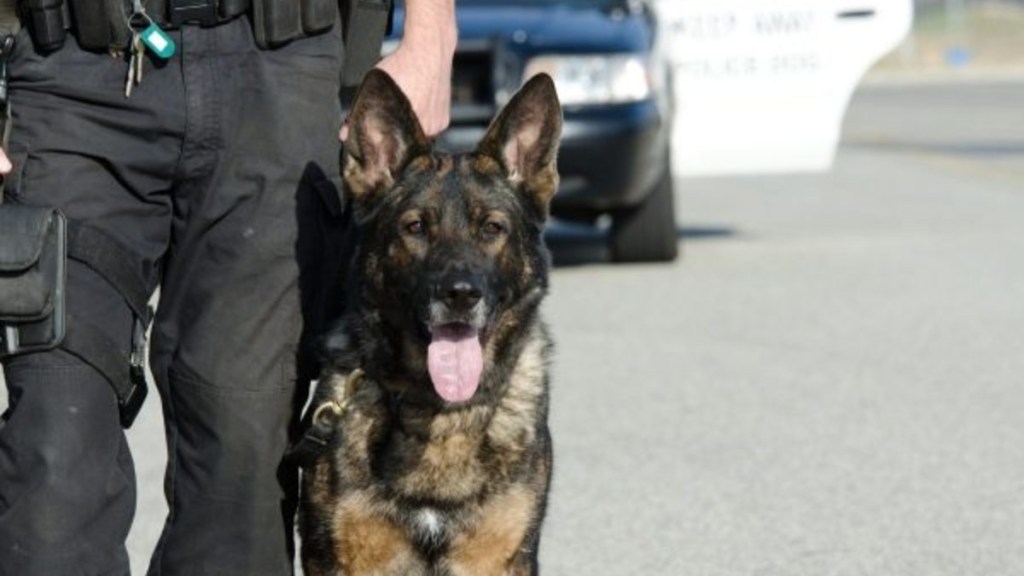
left=0, top=269, right=136, bottom=576
left=0, top=30, right=181, bottom=576
left=146, top=19, right=344, bottom=576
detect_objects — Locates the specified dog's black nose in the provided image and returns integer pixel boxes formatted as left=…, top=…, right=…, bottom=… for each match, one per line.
left=439, top=277, right=483, bottom=311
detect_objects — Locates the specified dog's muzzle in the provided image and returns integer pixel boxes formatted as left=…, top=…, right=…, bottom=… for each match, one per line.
left=434, top=271, right=483, bottom=314
left=425, top=270, right=488, bottom=403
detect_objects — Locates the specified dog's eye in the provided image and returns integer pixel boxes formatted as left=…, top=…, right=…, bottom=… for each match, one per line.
left=481, top=220, right=506, bottom=238
left=405, top=219, right=425, bottom=236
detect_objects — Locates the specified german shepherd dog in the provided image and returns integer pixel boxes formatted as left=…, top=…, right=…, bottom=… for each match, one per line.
left=298, top=69, right=562, bottom=575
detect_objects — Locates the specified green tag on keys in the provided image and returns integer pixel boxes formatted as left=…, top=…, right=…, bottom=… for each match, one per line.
left=140, top=23, right=175, bottom=59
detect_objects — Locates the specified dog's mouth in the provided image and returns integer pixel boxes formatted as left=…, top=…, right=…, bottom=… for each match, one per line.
left=427, top=322, right=484, bottom=404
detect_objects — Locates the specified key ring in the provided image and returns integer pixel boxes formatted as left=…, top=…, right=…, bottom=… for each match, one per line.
left=125, top=0, right=152, bottom=32
left=127, top=11, right=153, bottom=33
left=124, top=3, right=177, bottom=60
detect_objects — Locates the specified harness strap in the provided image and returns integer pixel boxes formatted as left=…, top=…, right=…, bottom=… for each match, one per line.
left=289, top=368, right=364, bottom=467
left=61, top=311, right=149, bottom=427
left=288, top=415, right=337, bottom=467
left=66, top=221, right=154, bottom=323
left=63, top=221, right=153, bottom=428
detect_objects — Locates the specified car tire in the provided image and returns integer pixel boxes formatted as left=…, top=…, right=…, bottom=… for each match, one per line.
left=610, top=165, right=679, bottom=263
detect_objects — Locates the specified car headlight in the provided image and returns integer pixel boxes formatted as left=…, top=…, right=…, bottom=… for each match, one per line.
left=523, top=54, right=652, bottom=106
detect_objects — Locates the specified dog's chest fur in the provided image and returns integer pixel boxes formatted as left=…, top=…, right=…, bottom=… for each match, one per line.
left=335, top=326, right=548, bottom=500
left=311, top=327, right=549, bottom=560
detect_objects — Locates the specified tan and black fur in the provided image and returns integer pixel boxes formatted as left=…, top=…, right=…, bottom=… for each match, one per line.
left=299, top=70, right=562, bottom=575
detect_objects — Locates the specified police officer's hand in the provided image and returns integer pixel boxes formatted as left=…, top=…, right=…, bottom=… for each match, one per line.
left=0, top=149, right=10, bottom=175
left=374, top=43, right=453, bottom=138
left=340, top=0, right=456, bottom=141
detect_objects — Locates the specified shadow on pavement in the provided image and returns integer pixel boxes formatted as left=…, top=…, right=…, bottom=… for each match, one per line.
left=845, top=139, right=1024, bottom=158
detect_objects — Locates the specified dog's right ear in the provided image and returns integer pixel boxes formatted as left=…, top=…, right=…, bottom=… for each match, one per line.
left=343, top=70, right=431, bottom=204
left=475, top=73, right=562, bottom=218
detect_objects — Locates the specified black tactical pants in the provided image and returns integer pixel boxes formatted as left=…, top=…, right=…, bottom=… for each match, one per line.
left=0, top=16, right=347, bottom=576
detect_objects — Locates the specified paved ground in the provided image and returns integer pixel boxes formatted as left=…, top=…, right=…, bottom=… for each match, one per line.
left=539, top=79, right=1024, bottom=575
left=4, top=79, right=1024, bottom=574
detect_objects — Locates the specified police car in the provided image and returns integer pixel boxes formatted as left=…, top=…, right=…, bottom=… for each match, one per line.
left=655, top=0, right=913, bottom=176
left=387, top=0, right=912, bottom=262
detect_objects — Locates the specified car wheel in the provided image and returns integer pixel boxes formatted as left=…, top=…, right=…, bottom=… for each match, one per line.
left=610, top=165, right=679, bottom=263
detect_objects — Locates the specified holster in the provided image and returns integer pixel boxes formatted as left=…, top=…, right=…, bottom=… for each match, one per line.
left=0, top=205, right=67, bottom=358
left=0, top=202, right=150, bottom=429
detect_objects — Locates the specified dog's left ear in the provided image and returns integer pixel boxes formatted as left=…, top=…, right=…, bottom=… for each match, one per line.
left=476, top=73, right=562, bottom=215
left=343, top=69, right=432, bottom=204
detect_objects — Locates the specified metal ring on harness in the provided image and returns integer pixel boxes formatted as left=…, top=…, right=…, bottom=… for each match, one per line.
left=311, top=368, right=365, bottom=426
left=312, top=399, right=347, bottom=427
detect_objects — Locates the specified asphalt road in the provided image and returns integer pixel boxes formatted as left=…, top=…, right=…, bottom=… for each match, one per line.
left=3, top=79, right=1023, bottom=575
left=540, top=79, right=1024, bottom=575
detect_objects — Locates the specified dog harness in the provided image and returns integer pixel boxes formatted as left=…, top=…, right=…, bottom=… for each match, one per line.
left=290, top=368, right=365, bottom=466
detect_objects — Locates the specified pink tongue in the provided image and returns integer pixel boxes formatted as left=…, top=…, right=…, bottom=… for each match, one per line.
left=427, top=325, right=483, bottom=403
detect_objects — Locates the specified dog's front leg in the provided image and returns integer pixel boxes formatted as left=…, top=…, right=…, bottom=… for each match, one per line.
left=330, top=495, right=426, bottom=576
left=443, top=487, right=541, bottom=576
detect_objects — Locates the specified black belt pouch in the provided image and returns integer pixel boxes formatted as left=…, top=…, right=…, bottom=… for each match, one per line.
left=251, top=0, right=335, bottom=48
left=0, top=204, right=67, bottom=357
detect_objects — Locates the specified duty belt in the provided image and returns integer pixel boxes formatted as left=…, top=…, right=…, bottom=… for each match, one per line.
left=17, top=0, right=252, bottom=54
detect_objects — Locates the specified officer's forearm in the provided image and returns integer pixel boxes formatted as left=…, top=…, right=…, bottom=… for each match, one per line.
left=371, top=0, right=456, bottom=136
left=402, top=0, right=457, bottom=59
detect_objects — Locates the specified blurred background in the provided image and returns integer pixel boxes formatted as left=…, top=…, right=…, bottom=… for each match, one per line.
left=881, top=0, right=1024, bottom=72
left=0, top=0, right=1016, bottom=574
left=532, top=1, right=1024, bottom=574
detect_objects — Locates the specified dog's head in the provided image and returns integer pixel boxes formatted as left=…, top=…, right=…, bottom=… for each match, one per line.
left=342, top=69, right=561, bottom=405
